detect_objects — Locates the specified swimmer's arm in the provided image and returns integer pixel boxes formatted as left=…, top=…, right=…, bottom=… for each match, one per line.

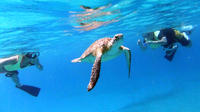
left=145, top=37, right=167, bottom=45
left=34, top=59, right=43, bottom=71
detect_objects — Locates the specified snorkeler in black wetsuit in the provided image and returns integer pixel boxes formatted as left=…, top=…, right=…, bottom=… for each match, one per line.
left=138, top=28, right=192, bottom=61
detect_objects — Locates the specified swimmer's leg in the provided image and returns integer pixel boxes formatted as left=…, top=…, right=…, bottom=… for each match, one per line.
left=6, top=71, right=40, bottom=97
left=164, top=44, right=178, bottom=61
left=6, top=71, right=21, bottom=87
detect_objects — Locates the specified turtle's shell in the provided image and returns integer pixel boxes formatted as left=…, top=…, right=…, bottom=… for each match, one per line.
left=80, top=37, right=123, bottom=63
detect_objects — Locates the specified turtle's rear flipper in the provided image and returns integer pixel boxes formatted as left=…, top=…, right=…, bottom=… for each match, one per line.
left=17, top=85, right=40, bottom=97
left=87, top=52, right=102, bottom=91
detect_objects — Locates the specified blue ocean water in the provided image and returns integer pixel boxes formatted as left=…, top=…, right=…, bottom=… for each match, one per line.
left=0, top=0, right=200, bottom=112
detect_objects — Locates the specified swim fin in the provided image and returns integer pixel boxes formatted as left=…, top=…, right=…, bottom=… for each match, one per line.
left=164, top=49, right=177, bottom=61
left=17, top=85, right=40, bottom=97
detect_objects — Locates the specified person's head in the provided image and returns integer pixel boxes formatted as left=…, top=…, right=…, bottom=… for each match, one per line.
left=112, top=33, right=123, bottom=45
left=183, top=39, right=192, bottom=48
left=179, top=32, right=192, bottom=47
left=184, top=30, right=192, bottom=35
left=22, top=52, right=40, bottom=65
left=142, top=32, right=154, bottom=40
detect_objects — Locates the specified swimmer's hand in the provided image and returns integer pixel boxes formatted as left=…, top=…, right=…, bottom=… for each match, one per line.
left=137, top=39, right=142, bottom=46
left=37, top=64, right=43, bottom=71
left=137, top=39, right=147, bottom=50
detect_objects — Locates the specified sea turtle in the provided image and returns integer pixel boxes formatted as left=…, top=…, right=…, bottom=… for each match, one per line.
left=72, top=33, right=131, bottom=91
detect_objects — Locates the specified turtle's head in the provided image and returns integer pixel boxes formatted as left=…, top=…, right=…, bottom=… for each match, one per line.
left=113, top=33, right=123, bottom=42
left=112, top=33, right=123, bottom=46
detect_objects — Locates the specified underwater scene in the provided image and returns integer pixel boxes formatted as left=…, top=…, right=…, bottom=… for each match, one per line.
left=0, top=0, right=200, bottom=112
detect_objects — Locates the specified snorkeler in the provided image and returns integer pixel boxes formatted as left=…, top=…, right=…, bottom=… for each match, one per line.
left=0, top=52, right=43, bottom=96
left=137, top=28, right=192, bottom=61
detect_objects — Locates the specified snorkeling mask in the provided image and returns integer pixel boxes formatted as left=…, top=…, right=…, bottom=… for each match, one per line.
left=25, top=52, right=40, bottom=59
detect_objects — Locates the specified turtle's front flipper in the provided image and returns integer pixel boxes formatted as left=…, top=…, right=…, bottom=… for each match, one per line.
left=71, top=58, right=81, bottom=63
left=87, top=50, right=102, bottom=91
left=120, top=45, right=131, bottom=78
